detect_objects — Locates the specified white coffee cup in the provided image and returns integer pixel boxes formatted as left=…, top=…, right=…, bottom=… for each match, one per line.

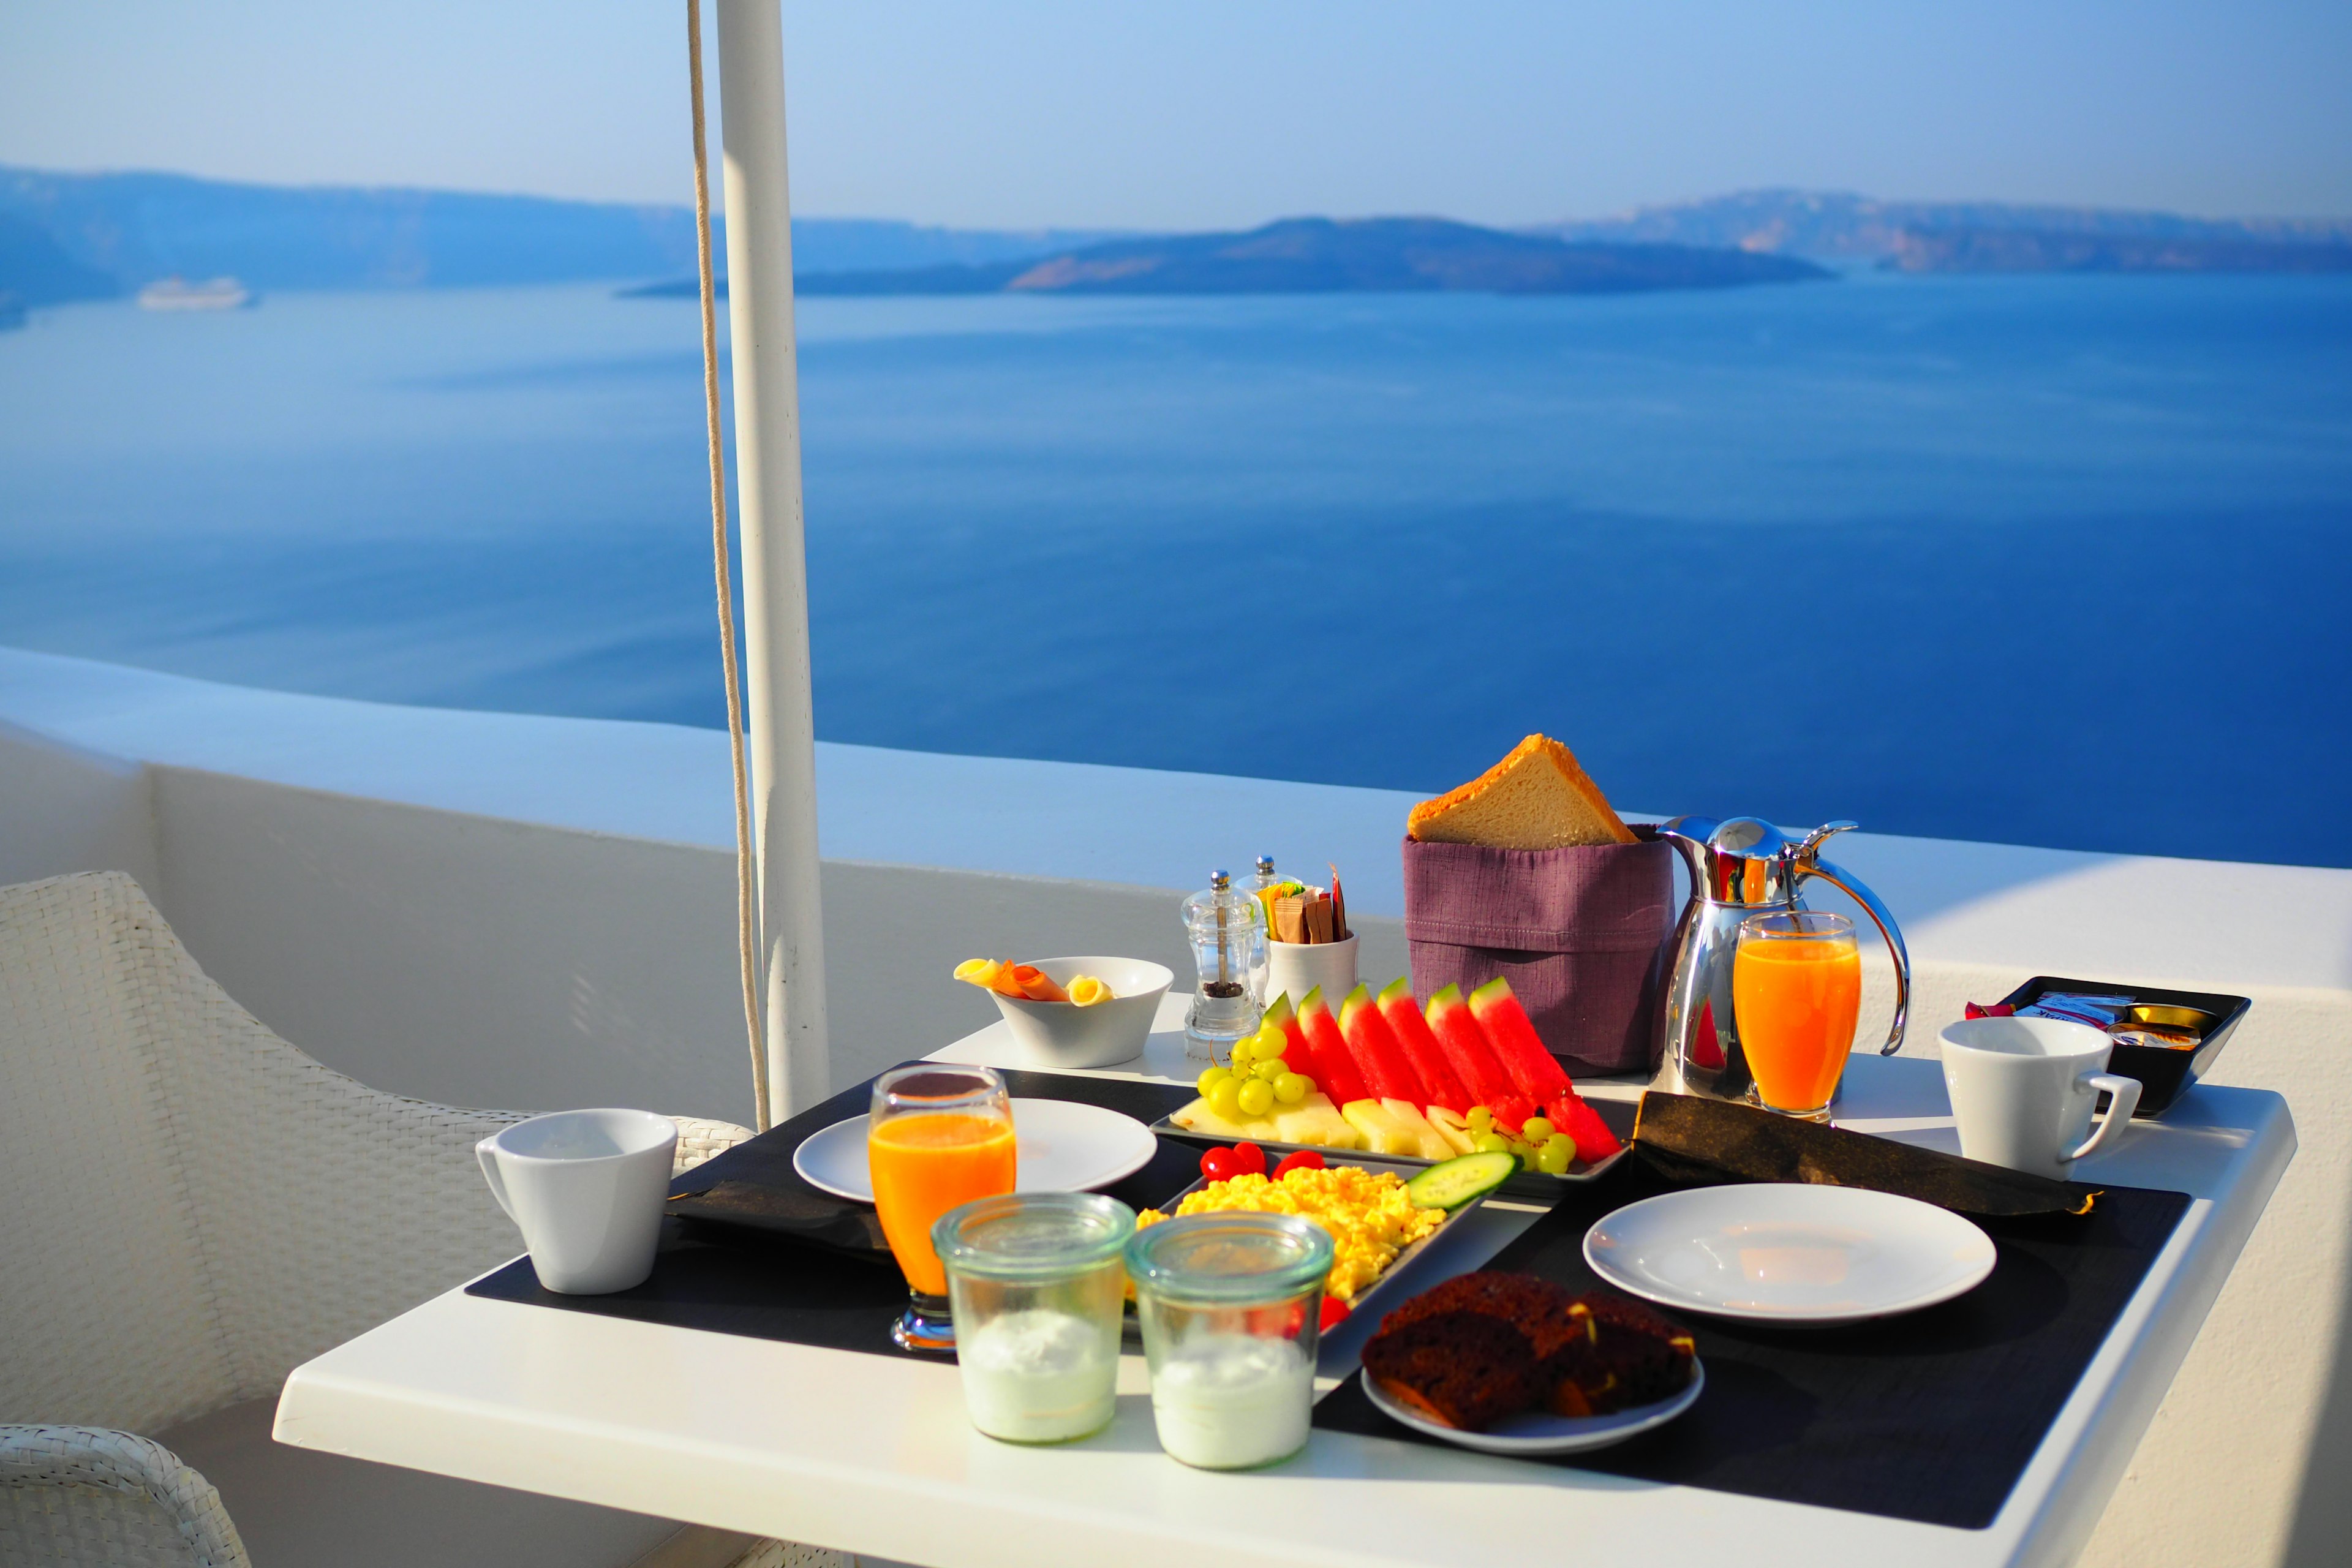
left=1259, top=934, right=1358, bottom=1013
left=1939, top=1016, right=2141, bottom=1180
left=476, top=1109, right=678, bottom=1294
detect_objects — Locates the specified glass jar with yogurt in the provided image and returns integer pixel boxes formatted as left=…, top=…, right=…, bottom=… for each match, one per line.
left=1124, top=1212, right=1335, bottom=1469
left=933, top=1191, right=1136, bottom=1444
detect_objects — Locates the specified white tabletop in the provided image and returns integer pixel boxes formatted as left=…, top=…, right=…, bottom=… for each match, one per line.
left=275, top=1009, right=2293, bottom=1568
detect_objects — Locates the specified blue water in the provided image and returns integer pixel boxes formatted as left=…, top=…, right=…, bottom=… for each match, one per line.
left=1, top=273, right=2346, bottom=866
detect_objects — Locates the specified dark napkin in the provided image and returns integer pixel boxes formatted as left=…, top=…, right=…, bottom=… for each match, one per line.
left=1633, top=1091, right=2103, bottom=1216
left=468, top=1065, right=1199, bottom=1357
left=1313, top=1155, right=2190, bottom=1529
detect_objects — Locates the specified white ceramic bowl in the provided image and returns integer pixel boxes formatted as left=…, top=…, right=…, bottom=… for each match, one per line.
left=990, top=956, right=1174, bottom=1069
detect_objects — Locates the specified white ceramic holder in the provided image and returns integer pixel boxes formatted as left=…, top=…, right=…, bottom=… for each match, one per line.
left=1260, top=934, right=1358, bottom=1012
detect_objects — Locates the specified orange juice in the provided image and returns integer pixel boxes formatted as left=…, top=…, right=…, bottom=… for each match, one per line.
left=868, top=1111, right=1017, bottom=1296
left=1733, top=937, right=1863, bottom=1114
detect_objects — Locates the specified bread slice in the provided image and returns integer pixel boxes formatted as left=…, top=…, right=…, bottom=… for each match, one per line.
left=1407, top=734, right=1635, bottom=850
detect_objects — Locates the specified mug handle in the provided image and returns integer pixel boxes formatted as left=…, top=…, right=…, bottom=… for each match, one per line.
left=2065, top=1074, right=2142, bottom=1162
left=476, top=1135, right=518, bottom=1222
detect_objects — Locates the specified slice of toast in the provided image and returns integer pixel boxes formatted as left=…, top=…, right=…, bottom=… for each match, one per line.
left=1407, top=734, right=1635, bottom=850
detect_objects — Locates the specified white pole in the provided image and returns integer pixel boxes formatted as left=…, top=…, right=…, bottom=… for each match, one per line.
left=715, top=0, right=828, bottom=1123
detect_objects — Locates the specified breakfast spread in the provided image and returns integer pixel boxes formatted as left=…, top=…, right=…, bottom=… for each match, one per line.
left=1360, top=1273, right=1697, bottom=1430
left=956, top=958, right=1116, bottom=1005
left=1169, top=974, right=1624, bottom=1175
left=1406, top=734, right=1636, bottom=850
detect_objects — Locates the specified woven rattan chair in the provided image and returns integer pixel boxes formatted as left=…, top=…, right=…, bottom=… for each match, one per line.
left=0, top=871, right=847, bottom=1568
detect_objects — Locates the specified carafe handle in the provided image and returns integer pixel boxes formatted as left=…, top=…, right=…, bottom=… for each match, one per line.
left=1798, top=845, right=1911, bottom=1056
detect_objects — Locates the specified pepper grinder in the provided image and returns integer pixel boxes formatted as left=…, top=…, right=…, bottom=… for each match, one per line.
left=1182, top=868, right=1265, bottom=1060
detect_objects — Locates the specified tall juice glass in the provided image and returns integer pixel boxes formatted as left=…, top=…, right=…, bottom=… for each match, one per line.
left=869, top=1064, right=1016, bottom=1351
left=1733, top=910, right=1863, bottom=1121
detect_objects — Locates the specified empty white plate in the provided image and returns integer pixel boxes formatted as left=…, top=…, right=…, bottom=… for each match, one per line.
left=793, top=1098, right=1159, bottom=1203
left=1583, top=1184, right=1996, bottom=1325
left=1363, top=1359, right=1705, bottom=1455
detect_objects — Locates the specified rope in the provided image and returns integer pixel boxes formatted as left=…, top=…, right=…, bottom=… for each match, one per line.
left=687, top=0, right=769, bottom=1131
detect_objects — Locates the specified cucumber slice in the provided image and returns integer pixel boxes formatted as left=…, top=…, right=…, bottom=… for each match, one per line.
left=1403, top=1150, right=1518, bottom=1210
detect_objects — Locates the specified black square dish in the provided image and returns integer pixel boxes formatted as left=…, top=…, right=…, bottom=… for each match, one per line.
left=1994, top=974, right=2251, bottom=1117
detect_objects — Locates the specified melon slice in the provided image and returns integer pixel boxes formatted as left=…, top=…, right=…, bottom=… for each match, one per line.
left=1339, top=983, right=1428, bottom=1104
left=1273, top=1093, right=1363, bottom=1150
left=1341, top=1098, right=1422, bottom=1157
left=1168, top=1098, right=1280, bottom=1143
left=1381, top=1098, right=1457, bottom=1160
left=1425, top=1105, right=1477, bottom=1156
left=1425, top=984, right=1518, bottom=1106
left=1470, top=977, right=1572, bottom=1102
left=1377, top=978, right=1471, bottom=1112
left=1298, top=987, right=1372, bottom=1106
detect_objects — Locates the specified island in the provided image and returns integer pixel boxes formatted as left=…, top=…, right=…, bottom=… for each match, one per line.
left=633, top=217, right=1833, bottom=300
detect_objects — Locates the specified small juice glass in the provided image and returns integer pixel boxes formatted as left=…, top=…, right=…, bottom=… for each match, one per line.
left=1733, top=910, right=1863, bottom=1121
left=869, top=1063, right=1016, bottom=1352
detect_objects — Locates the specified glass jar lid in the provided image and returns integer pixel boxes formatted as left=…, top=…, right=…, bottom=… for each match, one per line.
left=933, top=1191, right=1137, bottom=1281
left=1123, top=1212, right=1333, bottom=1305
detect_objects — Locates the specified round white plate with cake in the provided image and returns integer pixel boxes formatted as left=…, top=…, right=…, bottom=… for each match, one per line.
left=1355, top=1272, right=1704, bottom=1453
left=1363, top=1353, right=1704, bottom=1455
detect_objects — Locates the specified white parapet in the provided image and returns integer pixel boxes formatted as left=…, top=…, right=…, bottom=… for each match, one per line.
left=1, top=643, right=2348, bottom=1567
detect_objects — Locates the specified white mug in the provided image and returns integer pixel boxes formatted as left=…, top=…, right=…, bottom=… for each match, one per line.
left=1259, top=934, right=1358, bottom=1014
left=476, top=1109, right=677, bottom=1294
left=1939, top=1016, right=2141, bottom=1180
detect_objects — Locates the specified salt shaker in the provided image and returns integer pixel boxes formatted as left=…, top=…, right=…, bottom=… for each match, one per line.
left=1182, top=869, right=1265, bottom=1060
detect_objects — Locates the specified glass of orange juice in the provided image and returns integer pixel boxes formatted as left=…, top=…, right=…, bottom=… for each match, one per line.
left=1733, top=911, right=1863, bottom=1121
left=869, top=1063, right=1017, bottom=1351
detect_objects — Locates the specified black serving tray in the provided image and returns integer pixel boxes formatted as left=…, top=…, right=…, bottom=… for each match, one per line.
left=1995, top=974, right=2252, bottom=1117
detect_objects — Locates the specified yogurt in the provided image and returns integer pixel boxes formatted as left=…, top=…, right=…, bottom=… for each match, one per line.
left=1147, top=1333, right=1313, bottom=1469
left=956, top=1308, right=1117, bottom=1443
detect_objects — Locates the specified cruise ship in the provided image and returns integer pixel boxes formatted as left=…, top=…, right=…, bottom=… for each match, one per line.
left=137, top=274, right=255, bottom=309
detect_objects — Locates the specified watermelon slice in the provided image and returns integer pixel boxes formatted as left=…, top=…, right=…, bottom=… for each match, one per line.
left=1469, top=977, right=1572, bottom=1102
left=1425, top=984, right=1517, bottom=1106
left=1375, top=978, right=1471, bottom=1113
left=1297, top=987, right=1372, bottom=1107
left=1263, top=992, right=1313, bottom=1068
left=1339, top=983, right=1430, bottom=1105
left=1548, top=1092, right=1623, bottom=1163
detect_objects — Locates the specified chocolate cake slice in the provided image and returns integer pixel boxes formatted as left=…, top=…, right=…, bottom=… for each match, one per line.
left=1548, top=1290, right=1697, bottom=1415
left=1360, top=1309, right=1539, bottom=1431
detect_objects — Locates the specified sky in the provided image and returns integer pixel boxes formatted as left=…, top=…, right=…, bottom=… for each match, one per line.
left=3, top=1, right=2349, bottom=229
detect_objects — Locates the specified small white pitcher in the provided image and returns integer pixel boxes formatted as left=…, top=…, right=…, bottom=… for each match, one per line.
left=1939, top=1016, right=2141, bottom=1180
left=477, top=1108, right=677, bottom=1294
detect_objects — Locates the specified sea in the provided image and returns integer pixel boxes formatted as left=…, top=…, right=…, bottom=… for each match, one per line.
left=1, top=270, right=2346, bottom=867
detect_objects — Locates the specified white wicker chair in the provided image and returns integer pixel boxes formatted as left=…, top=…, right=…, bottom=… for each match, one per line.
left=0, top=871, right=849, bottom=1568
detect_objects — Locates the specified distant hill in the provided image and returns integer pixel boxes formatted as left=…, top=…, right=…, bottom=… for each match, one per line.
left=0, top=211, right=117, bottom=310
left=0, top=166, right=1125, bottom=298
left=1536, top=189, right=2352, bottom=262
left=1885, top=227, right=2352, bottom=275
left=770, top=217, right=1830, bottom=298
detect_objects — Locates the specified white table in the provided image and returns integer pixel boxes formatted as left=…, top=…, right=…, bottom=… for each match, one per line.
left=275, top=1008, right=2293, bottom=1568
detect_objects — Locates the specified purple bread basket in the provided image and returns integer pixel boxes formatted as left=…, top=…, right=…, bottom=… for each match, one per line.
left=1401, top=827, right=1675, bottom=1077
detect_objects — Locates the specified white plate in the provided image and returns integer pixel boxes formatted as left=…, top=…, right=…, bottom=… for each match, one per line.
left=1363, top=1357, right=1705, bottom=1455
left=793, top=1098, right=1158, bottom=1203
left=1583, top=1183, right=1996, bottom=1325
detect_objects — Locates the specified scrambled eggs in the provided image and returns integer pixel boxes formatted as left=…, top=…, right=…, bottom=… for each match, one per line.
left=1137, top=1166, right=1444, bottom=1302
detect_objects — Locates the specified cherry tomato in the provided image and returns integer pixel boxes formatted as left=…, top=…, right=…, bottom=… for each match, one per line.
left=1272, top=1149, right=1325, bottom=1179
left=1318, top=1296, right=1352, bottom=1332
left=1231, top=1142, right=1267, bottom=1176
left=1199, top=1147, right=1240, bottom=1182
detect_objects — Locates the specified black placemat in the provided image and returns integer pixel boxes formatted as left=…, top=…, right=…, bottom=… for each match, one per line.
left=1312, top=1158, right=2191, bottom=1530
left=467, top=1065, right=1197, bottom=1357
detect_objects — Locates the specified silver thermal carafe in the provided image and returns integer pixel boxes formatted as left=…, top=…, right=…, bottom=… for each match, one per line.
left=1652, top=818, right=1911, bottom=1101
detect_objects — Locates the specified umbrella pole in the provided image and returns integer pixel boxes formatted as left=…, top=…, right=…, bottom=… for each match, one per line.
left=715, top=0, right=827, bottom=1123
